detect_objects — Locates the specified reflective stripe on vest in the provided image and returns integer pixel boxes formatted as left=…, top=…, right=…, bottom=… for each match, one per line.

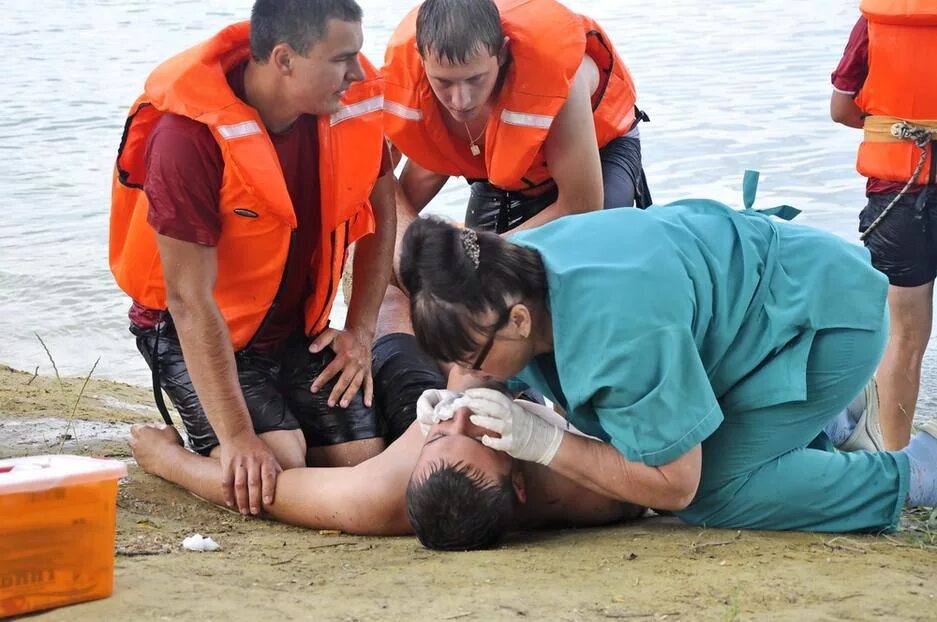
left=384, top=100, right=423, bottom=121
left=217, top=120, right=263, bottom=140
left=500, top=110, right=555, bottom=129
left=331, top=95, right=385, bottom=126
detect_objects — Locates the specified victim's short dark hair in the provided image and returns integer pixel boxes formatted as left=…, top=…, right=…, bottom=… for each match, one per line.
left=250, top=0, right=363, bottom=61
left=407, top=461, right=515, bottom=551
left=416, top=0, right=504, bottom=63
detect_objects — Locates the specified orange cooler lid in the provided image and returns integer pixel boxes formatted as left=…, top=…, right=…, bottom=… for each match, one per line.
left=0, top=455, right=127, bottom=494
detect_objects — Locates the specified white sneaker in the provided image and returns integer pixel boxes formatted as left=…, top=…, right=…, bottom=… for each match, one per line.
left=916, top=418, right=937, bottom=440
left=838, top=378, right=884, bottom=452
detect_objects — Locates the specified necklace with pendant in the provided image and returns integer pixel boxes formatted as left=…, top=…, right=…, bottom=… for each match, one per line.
left=464, top=121, right=484, bottom=156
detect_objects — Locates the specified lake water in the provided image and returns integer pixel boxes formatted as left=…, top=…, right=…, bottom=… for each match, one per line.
left=2, top=0, right=933, bottom=418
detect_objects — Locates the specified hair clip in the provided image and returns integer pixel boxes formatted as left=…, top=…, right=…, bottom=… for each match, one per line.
left=459, top=228, right=480, bottom=269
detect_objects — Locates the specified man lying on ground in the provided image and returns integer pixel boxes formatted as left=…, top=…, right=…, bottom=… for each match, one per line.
left=130, top=286, right=645, bottom=542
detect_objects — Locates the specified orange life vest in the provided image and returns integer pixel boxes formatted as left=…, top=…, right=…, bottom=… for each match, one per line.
left=382, top=0, right=638, bottom=193
left=109, top=22, right=384, bottom=351
left=856, top=0, right=937, bottom=184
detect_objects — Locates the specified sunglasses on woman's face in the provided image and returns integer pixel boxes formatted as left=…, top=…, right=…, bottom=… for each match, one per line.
left=470, top=306, right=514, bottom=371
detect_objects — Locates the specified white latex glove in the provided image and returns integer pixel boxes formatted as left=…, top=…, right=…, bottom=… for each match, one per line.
left=415, top=389, right=462, bottom=436
left=457, top=388, right=564, bottom=465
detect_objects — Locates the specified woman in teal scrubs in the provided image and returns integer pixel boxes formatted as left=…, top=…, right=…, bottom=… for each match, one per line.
left=399, top=199, right=937, bottom=532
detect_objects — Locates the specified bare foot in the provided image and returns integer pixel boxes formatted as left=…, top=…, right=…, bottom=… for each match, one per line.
left=130, top=422, right=184, bottom=475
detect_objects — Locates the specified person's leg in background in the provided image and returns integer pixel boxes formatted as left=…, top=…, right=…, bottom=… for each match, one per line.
left=372, top=332, right=447, bottom=443
left=280, top=332, right=385, bottom=467
left=877, top=282, right=933, bottom=448
left=599, top=131, right=652, bottom=210
left=860, top=190, right=937, bottom=449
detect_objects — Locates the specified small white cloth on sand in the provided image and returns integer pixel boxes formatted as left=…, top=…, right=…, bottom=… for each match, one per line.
left=182, top=534, right=220, bottom=552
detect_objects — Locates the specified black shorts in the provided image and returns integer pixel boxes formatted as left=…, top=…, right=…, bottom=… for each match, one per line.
left=859, top=190, right=937, bottom=287
left=369, top=333, right=545, bottom=441
left=599, top=132, right=653, bottom=210
left=464, top=133, right=652, bottom=234
left=371, top=333, right=446, bottom=443
left=132, top=319, right=381, bottom=456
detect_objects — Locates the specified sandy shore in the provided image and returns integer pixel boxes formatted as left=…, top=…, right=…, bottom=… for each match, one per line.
left=1, top=364, right=935, bottom=621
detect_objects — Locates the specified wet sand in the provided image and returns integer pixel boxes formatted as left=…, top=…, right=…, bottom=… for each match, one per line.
left=1, top=364, right=935, bottom=621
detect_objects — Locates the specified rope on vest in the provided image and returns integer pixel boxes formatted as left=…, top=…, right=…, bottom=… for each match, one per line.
left=860, top=121, right=937, bottom=241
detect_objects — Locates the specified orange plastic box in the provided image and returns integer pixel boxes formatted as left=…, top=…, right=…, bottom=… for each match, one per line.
left=0, top=455, right=127, bottom=618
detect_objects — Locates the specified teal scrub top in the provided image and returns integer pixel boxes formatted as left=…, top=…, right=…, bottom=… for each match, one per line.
left=510, top=200, right=888, bottom=466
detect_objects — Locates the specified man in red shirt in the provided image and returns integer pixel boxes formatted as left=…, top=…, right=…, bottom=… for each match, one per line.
left=831, top=16, right=932, bottom=450
left=111, top=0, right=395, bottom=516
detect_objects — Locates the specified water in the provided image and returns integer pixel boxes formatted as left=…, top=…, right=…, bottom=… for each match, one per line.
left=2, top=0, right=934, bottom=416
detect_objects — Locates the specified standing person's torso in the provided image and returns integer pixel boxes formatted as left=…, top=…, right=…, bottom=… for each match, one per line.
left=835, top=6, right=937, bottom=193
